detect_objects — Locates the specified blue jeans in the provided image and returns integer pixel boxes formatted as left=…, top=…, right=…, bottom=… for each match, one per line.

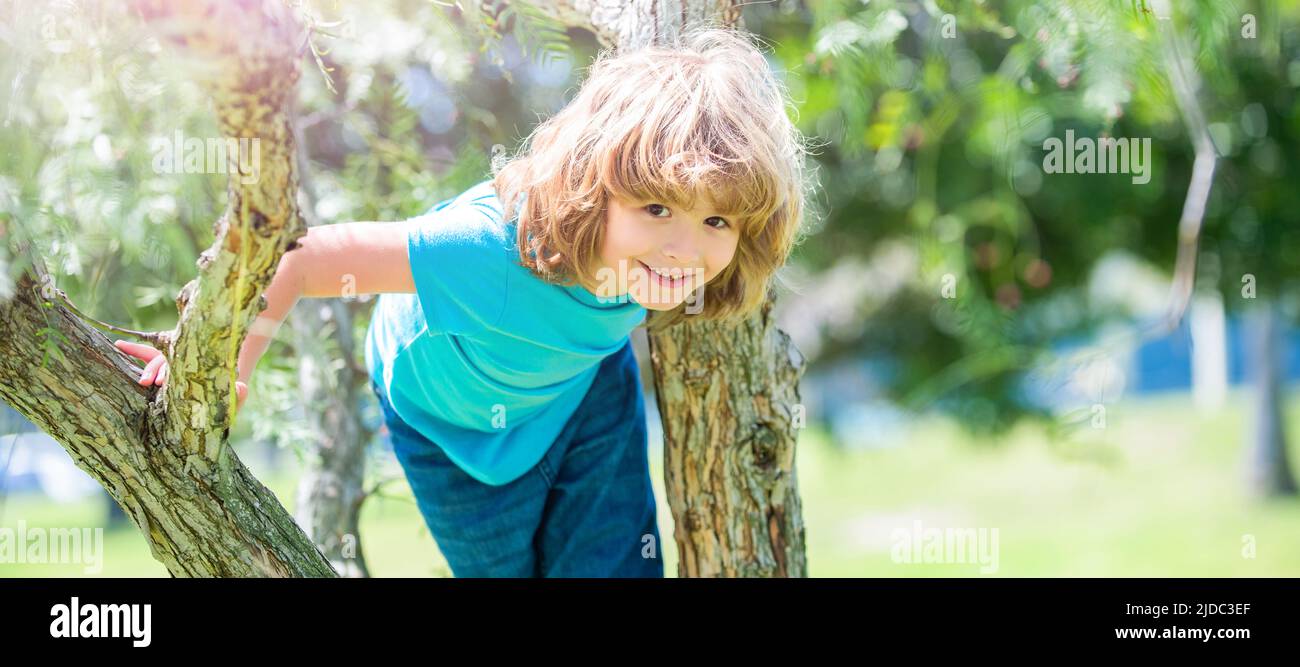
left=371, top=340, right=664, bottom=578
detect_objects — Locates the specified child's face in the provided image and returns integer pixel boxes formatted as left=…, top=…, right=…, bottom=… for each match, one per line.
left=587, top=191, right=740, bottom=311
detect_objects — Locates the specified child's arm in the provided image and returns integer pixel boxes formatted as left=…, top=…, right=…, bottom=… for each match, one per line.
left=117, top=221, right=415, bottom=405
left=234, top=221, right=415, bottom=384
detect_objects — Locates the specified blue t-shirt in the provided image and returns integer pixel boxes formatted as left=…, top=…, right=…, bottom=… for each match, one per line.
left=364, top=179, right=647, bottom=486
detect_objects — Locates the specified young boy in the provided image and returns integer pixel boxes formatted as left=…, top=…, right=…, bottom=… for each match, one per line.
left=117, top=26, right=814, bottom=577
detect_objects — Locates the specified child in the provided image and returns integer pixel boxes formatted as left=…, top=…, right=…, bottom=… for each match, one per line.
left=116, top=26, right=813, bottom=577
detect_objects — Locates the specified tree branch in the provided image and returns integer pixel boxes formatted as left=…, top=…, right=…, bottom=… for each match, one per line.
left=0, top=265, right=335, bottom=576
left=52, top=289, right=168, bottom=347
left=1150, top=7, right=1219, bottom=336
left=127, top=0, right=311, bottom=467
left=0, top=0, right=341, bottom=577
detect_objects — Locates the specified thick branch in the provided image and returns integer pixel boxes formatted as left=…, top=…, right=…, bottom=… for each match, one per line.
left=128, top=0, right=310, bottom=466
left=0, top=266, right=335, bottom=576
left=0, top=0, right=339, bottom=577
left=648, top=295, right=808, bottom=577
left=0, top=270, right=156, bottom=437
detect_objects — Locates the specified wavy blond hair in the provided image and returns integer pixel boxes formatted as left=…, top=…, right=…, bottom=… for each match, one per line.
left=492, top=25, right=819, bottom=332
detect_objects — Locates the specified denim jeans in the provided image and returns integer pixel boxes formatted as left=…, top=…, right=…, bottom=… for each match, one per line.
left=371, top=339, right=664, bottom=578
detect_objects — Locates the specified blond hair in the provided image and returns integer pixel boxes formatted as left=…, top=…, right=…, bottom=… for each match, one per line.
left=492, top=25, right=819, bottom=332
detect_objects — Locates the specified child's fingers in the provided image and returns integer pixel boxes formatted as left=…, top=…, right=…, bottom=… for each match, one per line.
left=115, top=339, right=160, bottom=362
left=139, top=355, right=166, bottom=384
left=154, top=362, right=168, bottom=386
left=235, top=381, right=248, bottom=408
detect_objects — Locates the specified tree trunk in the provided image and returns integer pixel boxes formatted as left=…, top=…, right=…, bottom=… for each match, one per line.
left=289, top=117, right=375, bottom=578
left=649, top=296, right=808, bottom=577
left=0, top=272, right=334, bottom=576
left=542, top=0, right=809, bottom=577
left=1245, top=299, right=1298, bottom=498
left=0, top=0, right=338, bottom=576
left=290, top=299, right=372, bottom=577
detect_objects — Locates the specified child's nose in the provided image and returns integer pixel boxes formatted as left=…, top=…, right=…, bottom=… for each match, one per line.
left=662, top=227, right=703, bottom=265
left=661, top=248, right=701, bottom=268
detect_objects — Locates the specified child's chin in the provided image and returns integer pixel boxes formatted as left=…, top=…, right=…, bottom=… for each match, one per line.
left=629, top=294, right=682, bottom=311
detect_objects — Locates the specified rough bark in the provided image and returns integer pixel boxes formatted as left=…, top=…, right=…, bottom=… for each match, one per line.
left=0, top=0, right=338, bottom=576
left=545, top=0, right=810, bottom=577
left=649, top=295, right=808, bottom=577
left=0, top=270, right=334, bottom=577
left=139, top=0, right=310, bottom=454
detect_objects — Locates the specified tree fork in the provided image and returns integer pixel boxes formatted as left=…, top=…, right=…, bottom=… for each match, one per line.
left=0, top=0, right=338, bottom=576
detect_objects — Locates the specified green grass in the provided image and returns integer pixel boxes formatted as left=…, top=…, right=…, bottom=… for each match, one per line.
left=798, top=390, right=1300, bottom=576
left=3, top=389, right=1299, bottom=577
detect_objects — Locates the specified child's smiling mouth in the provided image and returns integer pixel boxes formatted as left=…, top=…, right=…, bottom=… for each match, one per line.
left=636, top=259, right=694, bottom=290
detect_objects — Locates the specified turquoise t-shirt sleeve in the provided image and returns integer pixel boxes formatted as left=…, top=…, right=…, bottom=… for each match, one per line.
left=406, top=204, right=510, bottom=337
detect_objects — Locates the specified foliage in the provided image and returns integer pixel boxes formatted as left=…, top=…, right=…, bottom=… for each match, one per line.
left=750, top=0, right=1300, bottom=434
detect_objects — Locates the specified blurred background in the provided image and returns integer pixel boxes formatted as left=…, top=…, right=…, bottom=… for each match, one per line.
left=1, top=0, right=1298, bottom=576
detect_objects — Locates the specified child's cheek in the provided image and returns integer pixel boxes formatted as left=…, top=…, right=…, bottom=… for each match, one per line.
left=708, top=247, right=738, bottom=284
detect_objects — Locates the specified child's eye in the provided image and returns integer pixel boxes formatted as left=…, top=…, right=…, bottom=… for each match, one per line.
left=645, top=204, right=730, bottom=230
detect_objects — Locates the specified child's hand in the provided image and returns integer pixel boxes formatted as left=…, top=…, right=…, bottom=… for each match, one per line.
left=114, top=340, right=248, bottom=409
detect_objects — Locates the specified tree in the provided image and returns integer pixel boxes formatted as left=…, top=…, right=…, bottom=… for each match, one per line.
left=1, top=0, right=811, bottom=577
left=1, top=0, right=336, bottom=576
